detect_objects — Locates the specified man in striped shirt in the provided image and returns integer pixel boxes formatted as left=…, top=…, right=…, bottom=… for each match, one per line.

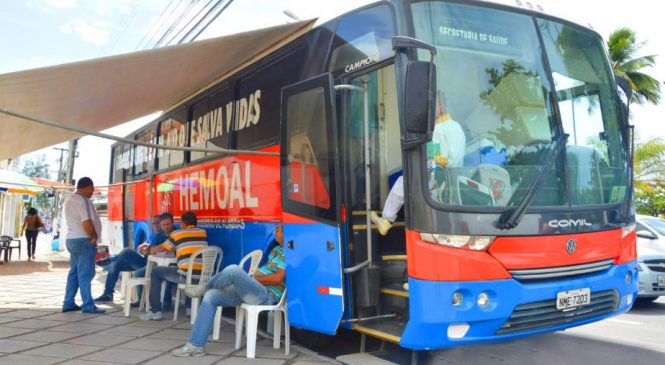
left=140, top=211, right=208, bottom=321
left=173, top=223, right=284, bottom=357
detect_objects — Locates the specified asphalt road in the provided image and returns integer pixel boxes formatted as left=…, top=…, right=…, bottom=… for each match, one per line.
left=325, top=297, right=665, bottom=364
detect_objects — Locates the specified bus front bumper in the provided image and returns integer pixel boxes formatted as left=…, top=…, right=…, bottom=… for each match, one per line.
left=400, top=261, right=638, bottom=350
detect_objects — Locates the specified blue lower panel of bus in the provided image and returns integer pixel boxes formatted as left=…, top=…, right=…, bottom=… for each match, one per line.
left=400, top=261, right=638, bottom=350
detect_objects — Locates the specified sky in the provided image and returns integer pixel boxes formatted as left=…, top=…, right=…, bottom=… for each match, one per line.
left=1, top=0, right=663, bottom=186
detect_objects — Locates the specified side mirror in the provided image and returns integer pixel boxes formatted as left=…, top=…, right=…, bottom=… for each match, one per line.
left=404, top=61, right=437, bottom=137
left=637, top=230, right=657, bottom=240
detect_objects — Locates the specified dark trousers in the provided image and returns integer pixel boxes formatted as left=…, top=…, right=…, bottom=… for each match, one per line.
left=25, top=230, right=38, bottom=257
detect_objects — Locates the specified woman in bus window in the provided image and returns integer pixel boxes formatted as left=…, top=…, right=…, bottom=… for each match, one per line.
left=22, top=207, right=45, bottom=261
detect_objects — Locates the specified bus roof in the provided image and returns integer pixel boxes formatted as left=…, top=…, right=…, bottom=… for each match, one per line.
left=0, top=19, right=314, bottom=161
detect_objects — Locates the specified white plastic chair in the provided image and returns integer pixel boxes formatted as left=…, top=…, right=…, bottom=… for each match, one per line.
left=212, top=249, right=263, bottom=340
left=236, top=289, right=289, bottom=359
left=123, top=258, right=156, bottom=316
left=173, top=246, right=222, bottom=323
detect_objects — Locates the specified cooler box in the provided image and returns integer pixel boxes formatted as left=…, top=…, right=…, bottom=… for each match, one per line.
left=96, top=245, right=110, bottom=263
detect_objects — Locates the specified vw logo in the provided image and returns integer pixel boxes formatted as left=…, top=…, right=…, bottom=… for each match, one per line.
left=566, top=239, right=576, bottom=254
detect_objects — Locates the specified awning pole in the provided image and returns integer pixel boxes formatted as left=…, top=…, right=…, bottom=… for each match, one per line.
left=0, top=108, right=278, bottom=157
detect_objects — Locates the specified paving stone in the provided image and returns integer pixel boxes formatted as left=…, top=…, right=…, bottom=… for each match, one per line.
left=0, top=316, right=21, bottom=324
left=216, top=357, right=286, bottom=365
left=0, top=354, right=63, bottom=365
left=66, top=334, right=134, bottom=347
left=58, top=361, right=119, bottom=365
left=81, top=315, right=138, bottom=325
left=23, top=343, right=103, bottom=358
left=143, top=353, right=223, bottom=365
left=96, top=325, right=162, bottom=337
left=203, top=341, right=238, bottom=356
left=3, top=318, right=65, bottom=330
left=147, top=328, right=193, bottom=340
left=0, top=339, right=48, bottom=353
left=48, top=322, right=114, bottom=333
left=11, top=330, right=83, bottom=343
left=38, top=312, right=89, bottom=322
left=79, top=348, right=163, bottom=364
left=115, top=337, right=184, bottom=352
left=0, top=326, right=35, bottom=339
left=127, top=318, right=178, bottom=328
left=0, top=309, right=48, bottom=319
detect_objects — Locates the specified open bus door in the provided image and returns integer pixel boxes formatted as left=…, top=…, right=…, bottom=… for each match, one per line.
left=280, top=73, right=344, bottom=335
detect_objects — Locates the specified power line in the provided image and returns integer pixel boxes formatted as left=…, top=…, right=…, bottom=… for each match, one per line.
left=135, top=0, right=180, bottom=50
left=164, top=0, right=216, bottom=46
left=152, top=0, right=199, bottom=48
left=179, top=0, right=234, bottom=44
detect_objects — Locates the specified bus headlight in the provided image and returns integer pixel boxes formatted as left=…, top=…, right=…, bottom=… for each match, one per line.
left=420, top=233, right=495, bottom=251
left=452, top=291, right=464, bottom=307
left=477, top=292, right=490, bottom=308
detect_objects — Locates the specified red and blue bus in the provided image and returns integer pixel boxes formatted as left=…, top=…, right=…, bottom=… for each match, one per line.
left=109, top=0, right=637, bottom=350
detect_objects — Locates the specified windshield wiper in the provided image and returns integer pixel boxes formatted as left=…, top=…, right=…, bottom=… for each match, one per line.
left=496, top=133, right=569, bottom=230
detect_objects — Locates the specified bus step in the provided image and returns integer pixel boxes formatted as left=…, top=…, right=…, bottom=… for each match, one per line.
left=353, top=317, right=404, bottom=344
left=352, top=222, right=405, bottom=231
left=337, top=352, right=399, bottom=365
left=380, top=287, right=409, bottom=298
left=381, top=254, right=407, bottom=261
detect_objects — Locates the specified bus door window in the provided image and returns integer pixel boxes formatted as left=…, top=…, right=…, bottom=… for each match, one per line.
left=347, top=65, right=401, bottom=214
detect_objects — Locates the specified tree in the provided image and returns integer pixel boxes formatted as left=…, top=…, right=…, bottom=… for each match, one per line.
left=607, top=27, right=661, bottom=106
left=633, top=138, right=665, bottom=215
left=21, top=154, right=50, bottom=179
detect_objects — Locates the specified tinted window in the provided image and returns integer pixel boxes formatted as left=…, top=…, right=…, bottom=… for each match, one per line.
left=133, top=126, right=157, bottom=176
left=328, top=5, right=394, bottom=76
left=236, top=46, right=307, bottom=149
left=111, top=144, right=129, bottom=183
left=157, top=109, right=187, bottom=170
left=189, top=86, right=232, bottom=161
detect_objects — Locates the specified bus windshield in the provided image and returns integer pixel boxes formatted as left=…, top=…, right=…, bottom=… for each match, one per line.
left=410, top=1, right=628, bottom=210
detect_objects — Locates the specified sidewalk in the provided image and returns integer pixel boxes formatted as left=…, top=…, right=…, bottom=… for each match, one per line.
left=0, top=235, right=333, bottom=364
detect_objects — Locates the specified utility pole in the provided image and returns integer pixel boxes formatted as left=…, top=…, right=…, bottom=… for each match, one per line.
left=64, top=138, right=79, bottom=185
left=54, top=147, right=69, bottom=183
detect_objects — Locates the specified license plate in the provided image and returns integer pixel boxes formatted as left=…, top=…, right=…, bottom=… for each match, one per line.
left=658, top=276, right=665, bottom=286
left=556, top=288, right=591, bottom=310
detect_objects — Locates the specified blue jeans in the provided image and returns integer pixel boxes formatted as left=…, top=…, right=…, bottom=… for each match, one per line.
left=63, top=237, right=96, bottom=311
left=189, top=265, right=275, bottom=347
left=149, top=265, right=180, bottom=312
left=104, top=248, right=147, bottom=295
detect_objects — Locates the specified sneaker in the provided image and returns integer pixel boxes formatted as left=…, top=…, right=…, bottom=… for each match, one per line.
left=140, top=311, right=163, bottom=321
left=370, top=211, right=393, bottom=236
left=172, top=343, right=205, bottom=357
left=62, top=304, right=81, bottom=312
left=95, top=257, right=113, bottom=266
left=94, top=293, right=114, bottom=302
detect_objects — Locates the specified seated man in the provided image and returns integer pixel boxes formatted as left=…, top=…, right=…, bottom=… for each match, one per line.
left=172, top=223, right=284, bottom=357
left=371, top=93, right=465, bottom=235
left=140, top=211, right=208, bottom=321
left=95, top=213, right=175, bottom=303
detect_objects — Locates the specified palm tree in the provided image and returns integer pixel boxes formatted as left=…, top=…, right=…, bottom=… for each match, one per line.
left=634, top=138, right=665, bottom=191
left=607, top=28, right=661, bottom=105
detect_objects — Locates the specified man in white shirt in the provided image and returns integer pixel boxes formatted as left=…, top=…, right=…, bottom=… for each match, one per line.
left=371, top=93, right=465, bottom=235
left=62, top=177, right=105, bottom=314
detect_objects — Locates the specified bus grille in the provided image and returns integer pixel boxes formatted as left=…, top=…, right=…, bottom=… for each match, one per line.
left=644, top=259, right=665, bottom=273
left=496, top=289, right=618, bottom=335
left=508, top=259, right=614, bottom=282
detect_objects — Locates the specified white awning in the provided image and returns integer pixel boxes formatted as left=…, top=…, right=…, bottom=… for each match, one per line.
left=0, top=20, right=315, bottom=160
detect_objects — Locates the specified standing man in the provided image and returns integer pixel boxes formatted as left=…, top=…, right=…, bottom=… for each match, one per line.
left=172, top=223, right=284, bottom=357
left=62, top=177, right=105, bottom=314
left=140, top=211, right=208, bottom=321
left=95, top=213, right=176, bottom=303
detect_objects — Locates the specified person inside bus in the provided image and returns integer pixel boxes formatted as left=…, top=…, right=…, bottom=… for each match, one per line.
left=94, top=213, right=176, bottom=306
left=172, top=223, right=284, bottom=357
left=140, top=211, right=208, bottom=321
left=22, top=207, right=45, bottom=261
left=370, top=92, right=466, bottom=235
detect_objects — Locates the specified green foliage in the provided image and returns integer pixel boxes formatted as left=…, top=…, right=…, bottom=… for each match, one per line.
left=608, top=27, right=661, bottom=105
left=634, top=138, right=665, bottom=215
left=21, top=154, right=50, bottom=179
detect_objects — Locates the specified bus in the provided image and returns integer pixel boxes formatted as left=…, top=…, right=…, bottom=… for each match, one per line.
left=108, top=0, right=638, bottom=351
